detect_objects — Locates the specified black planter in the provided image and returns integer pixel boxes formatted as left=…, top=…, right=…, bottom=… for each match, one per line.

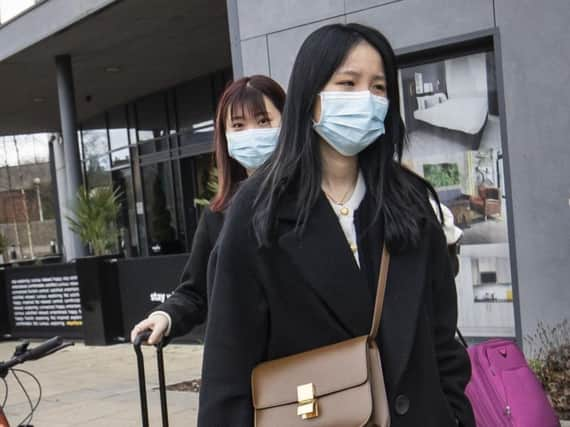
left=0, top=268, right=10, bottom=338
left=117, top=254, right=205, bottom=344
left=76, top=255, right=125, bottom=345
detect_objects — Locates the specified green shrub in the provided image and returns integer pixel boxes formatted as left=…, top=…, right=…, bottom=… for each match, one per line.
left=526, top=319, right=570, bottom=420
left=66, top=186, right=122, bottom=256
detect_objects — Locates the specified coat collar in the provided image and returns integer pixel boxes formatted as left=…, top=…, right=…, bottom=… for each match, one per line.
left=275, top=189, right=428, bottom=388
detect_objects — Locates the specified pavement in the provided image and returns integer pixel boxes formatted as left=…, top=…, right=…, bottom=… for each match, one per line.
left=1, top=339, right=568, bottom=427
left=0, top=340, right=203, bottom=426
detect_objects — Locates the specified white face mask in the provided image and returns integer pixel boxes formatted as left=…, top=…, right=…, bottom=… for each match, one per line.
left=313, top=91, right=389, bottom=156
left=226, top=127, right=280, bottom=170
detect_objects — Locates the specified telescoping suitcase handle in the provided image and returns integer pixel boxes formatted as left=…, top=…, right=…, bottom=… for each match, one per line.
left=133, top=331, right=169, bottom=427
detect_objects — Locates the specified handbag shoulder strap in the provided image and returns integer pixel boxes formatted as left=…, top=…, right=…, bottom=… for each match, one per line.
left=369, top=244, right=390, bottom=339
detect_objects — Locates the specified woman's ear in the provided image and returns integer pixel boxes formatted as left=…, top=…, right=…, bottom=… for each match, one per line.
left=312, top=94, right=322, bottom=123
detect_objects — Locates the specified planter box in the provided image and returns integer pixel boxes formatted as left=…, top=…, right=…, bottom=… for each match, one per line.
left=2, top=263, right=83, bottom=339
left=76, top=255, right=125, bottom=345
left=0, top=268, right=10, bottom=338
left=117, top=253, right=205, bottom=344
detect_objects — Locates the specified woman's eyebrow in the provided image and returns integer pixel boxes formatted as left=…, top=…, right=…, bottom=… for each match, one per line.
left=335, top=69, right=361, bottom=77
left=335, top=69, right=386, bottom=80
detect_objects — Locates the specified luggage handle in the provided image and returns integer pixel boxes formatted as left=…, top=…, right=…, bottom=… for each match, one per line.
left=133, top=331, right=169, bottom=427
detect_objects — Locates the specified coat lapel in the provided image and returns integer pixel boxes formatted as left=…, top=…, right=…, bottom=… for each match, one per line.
left=277, top=192, right=374, bottom=338
left=378, top=246, right=427, bottom=389
left=356, top=197, right=427, bottom=388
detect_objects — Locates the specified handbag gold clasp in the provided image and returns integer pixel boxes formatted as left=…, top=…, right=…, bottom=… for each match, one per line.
left=297, top=383, right=319, bottom=419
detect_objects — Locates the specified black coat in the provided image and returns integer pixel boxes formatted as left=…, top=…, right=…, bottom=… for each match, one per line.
left=155, top=207, right=224, bottom=338
left=198, top=175, right=475, bottom=427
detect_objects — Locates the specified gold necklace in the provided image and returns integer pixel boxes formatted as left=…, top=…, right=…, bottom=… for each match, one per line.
left=323, top=186, right=352, bottom=205
left=323, top=185, right=355, bottom=216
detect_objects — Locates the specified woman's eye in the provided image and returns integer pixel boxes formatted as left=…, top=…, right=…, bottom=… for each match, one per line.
left=258, top=118, right=270, bottom=126
left=373, top=84, right=386, bottom=92
left=232, top=122, right=243, bottom=129
left=338, top=80, right=355, bottom=87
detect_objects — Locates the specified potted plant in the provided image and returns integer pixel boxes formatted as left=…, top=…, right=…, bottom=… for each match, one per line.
left=526, top=319, right=570, bottom=421
left=194, top=166, right=219, bottom=208
left=67, top=186, right=122, bottom=256
left=67, top=185, right=125, bottom=345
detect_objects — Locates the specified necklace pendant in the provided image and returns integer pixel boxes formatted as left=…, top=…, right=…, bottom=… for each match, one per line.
left=340, top=207, right=350, bottom=216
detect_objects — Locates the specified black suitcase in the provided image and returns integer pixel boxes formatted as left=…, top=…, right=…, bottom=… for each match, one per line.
left=133, top=331, right=169, bottom=427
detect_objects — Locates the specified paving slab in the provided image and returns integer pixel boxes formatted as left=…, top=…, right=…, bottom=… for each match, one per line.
left=1, top=340, right=568, bottom=426
left=0, top=340, right=202, bottom=426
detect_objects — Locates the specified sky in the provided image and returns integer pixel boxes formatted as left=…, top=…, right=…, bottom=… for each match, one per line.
left=0, top=134, right=51, bottom=166
left=0, top=0, right=36, bottom=24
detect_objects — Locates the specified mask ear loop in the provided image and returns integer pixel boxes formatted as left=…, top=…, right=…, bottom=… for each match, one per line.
left=312, top=93, right=325, bottom=126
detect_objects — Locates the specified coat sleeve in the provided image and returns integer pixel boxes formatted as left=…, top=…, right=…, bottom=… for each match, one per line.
left=430, top=225, right=476, bottom=427
left=153, top=208, right=213, bottom=338
left=198, top=199, right=268, bottom=426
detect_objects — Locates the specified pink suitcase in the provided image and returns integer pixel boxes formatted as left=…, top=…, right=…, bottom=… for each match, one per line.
left=464, top=338, right=560, bottom=427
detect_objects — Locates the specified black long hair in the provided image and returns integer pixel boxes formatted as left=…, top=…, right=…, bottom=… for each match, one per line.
left=252, top=23, right=436, bottom=252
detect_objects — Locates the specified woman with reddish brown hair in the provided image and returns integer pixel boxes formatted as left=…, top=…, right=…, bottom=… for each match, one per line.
left=130, top=75, right=285, bottom=345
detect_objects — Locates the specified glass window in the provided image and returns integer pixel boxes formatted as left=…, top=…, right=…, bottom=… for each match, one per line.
left=81, top=115, right=109, bottom=159
left=141, top=161, right=183, bottom=255
left=171, top=160, right=187, bottom=247
left=136, top=93, right=168, bottom=142
left=85, top=154, right=111, bottom=190
left=127, top=104, right=138, bottom=143
left=139, top=137, right=170, bottom=156
left=112, top=169, right=139, bottom=257
left=176, top=76, right=215, bottom=143
left=111, top=148, right=130, bottom=167
left=399, top=48, right=514, bottom=338
left=108, top=106, right=130, bottom=151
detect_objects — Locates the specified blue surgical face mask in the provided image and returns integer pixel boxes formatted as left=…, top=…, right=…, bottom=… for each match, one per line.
left=226, top=127, right=280, bottom=170
left=313, top=91, right=389, bottom=156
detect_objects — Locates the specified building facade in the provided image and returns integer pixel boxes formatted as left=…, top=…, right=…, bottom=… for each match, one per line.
left=0, top=0, right=569, bottom=346
left=226, top=0, right=570, bottom=345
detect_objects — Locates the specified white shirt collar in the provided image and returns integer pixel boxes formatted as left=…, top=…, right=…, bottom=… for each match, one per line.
left=344, top=169, right=366, bottom=213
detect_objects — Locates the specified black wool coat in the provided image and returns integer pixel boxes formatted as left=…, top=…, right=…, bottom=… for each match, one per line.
left=155, top=207, right=224, bottom=338
left=198, top=174, right=475, bottom=427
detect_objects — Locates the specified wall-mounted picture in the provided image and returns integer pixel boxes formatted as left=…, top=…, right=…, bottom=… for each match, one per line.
left=398, top=48, right=515, bottom=337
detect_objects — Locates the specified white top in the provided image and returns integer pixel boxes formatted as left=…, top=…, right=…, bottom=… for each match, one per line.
left=325, top=170, right=366, bottom=268
left=429, top=198, right=463, bottom=244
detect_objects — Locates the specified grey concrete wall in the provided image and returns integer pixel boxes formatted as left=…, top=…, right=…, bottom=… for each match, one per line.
left=229, top=0, right=570, bottom=344
left=493, top=0, right=570, bottom=342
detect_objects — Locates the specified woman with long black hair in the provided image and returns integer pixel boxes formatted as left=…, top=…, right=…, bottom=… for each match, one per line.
left=130, top=75, right=285, bottom=345
left=199, top=23, right=474, bottom=427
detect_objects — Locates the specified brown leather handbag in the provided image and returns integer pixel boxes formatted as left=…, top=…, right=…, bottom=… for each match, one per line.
left=251, top=246, right=391, bottom=426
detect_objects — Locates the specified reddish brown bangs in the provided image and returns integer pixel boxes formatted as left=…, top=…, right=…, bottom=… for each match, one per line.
left=228, top=84, right=269, bottom=122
